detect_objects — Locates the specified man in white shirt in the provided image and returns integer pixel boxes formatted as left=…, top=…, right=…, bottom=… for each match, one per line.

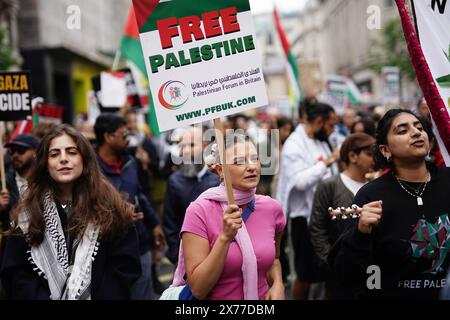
left=277, top=99, right=339, bottom=300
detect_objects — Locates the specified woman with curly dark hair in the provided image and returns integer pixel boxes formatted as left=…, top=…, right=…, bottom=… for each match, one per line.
left=329, top=109, right=450, bottom=299
left=1, top=124, right=141, bottom=300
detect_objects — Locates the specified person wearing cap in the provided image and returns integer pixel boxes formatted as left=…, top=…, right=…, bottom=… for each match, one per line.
left=0, top=134, right=39, bottom=235
left=310, top=132, right=375, bottom=299
left=5, top=134, right=39, bottom=196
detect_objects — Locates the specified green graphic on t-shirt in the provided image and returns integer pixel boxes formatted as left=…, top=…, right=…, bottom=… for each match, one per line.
left=410, top=214, right=450, bottom=274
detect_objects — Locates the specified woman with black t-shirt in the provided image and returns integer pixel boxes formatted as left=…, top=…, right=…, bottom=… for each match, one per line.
left=329, top=109, right=450, bottom=299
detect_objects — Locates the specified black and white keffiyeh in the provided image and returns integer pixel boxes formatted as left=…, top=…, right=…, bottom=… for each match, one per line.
left=18, top=192, right=100, bottom=300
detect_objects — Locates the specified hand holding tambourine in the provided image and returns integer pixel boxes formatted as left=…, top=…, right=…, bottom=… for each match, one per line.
left=328, top=205, right=362, bottom=220
left=329, top=201, right=383, bottom=234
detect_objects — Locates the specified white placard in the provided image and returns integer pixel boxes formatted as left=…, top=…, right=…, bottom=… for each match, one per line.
left=135, top=2, right=268, bottom=132
left=100, top=72, right=127, bottom=108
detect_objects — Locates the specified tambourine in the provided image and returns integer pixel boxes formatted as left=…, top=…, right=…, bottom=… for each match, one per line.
left=328, top=205, right=362, bottom=220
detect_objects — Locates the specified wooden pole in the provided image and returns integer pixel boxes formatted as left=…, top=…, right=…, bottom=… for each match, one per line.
left=112, top=50, right=122, bottom=71
left=213, top=118, right=236, bottom=205
left=0, top=122, right=6, bottom=192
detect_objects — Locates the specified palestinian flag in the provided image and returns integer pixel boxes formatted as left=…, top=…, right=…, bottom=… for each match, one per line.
left=326, top=75, right=361, bottom=105
left=273, top=9, right=301, bottom=114
left=120, top=6, right=160, bottom=136
left=11, top=120, right=33, bottom=139
left=132, top=0, right=250, bottom=33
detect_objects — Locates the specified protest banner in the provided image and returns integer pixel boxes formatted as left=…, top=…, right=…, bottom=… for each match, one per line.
left=396, top=0, right=450, bottom=165
left=0, top=71, right=32, bottom=121
left=382, top=67, right=401, bottom=105
left=132, top=0, right=268, bottom=132
left=100, top=71, right=128, bottom=108
left=0, top=71, right=32, bottom=190
left=92, top=74, right=122, bottom=113
left=121, top=68, right=144, bottom=109
left=132, top=0, right=268, bottom=203
left=93, top=69, right=148, bottom=114
left=319, top=75, right=350, bottom=115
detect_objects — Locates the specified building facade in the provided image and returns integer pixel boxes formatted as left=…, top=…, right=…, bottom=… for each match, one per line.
left=290, top=0, right=420, bottom=105
left=17, top=0, right=130, bottom=123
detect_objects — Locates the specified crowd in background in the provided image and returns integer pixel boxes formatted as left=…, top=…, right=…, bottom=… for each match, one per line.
left=0, top=94, right=450, bottom=300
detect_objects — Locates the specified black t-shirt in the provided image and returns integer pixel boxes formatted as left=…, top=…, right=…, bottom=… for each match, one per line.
left=329, top=166, right=450, bottom=299
left=55, top=202, right=74, bottom=264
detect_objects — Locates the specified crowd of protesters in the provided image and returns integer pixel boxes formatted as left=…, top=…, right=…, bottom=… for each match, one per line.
left=0, top=95, right=449, bottom=300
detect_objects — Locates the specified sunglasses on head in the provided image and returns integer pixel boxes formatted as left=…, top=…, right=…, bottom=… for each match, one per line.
left=10, top=146, right=29, bottom=155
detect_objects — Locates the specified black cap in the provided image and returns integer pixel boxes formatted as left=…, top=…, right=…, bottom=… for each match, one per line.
left=5, top=134, right=39, bottom=149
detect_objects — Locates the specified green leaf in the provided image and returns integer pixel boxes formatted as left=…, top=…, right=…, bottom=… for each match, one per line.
left=445, top=45, right=450, bottom=63
left=436, top=74, right=450, bottom=87
left=448, top=44, right=450, bottom=62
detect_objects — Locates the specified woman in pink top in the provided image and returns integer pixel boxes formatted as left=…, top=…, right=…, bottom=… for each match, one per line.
left=180, top=134, right=286, bottom=300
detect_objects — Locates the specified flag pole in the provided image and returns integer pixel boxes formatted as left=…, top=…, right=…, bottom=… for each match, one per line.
left=112, top=50, right=122, bottom=71
left=214, top=118, right=236, bottom=205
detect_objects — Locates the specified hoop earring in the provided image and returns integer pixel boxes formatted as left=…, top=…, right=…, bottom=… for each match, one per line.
left=386, top=155, right=392, bottom=162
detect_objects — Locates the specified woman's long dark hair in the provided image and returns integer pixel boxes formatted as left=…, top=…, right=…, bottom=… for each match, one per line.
left=374, top=109, right=432, bottom=170
left=10, top=124, right=133, bottom=245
